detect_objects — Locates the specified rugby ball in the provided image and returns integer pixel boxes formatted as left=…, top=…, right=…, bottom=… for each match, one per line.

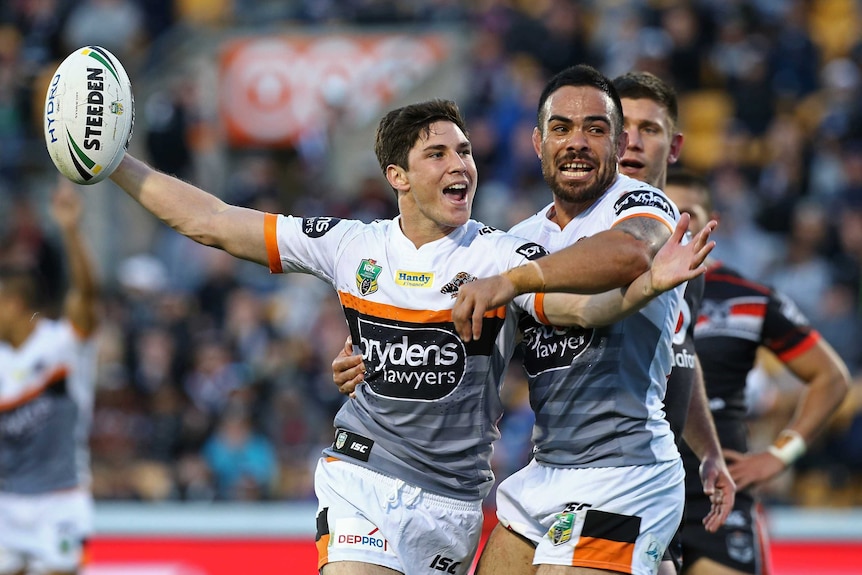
left=44, top=46, right=134, bottom=185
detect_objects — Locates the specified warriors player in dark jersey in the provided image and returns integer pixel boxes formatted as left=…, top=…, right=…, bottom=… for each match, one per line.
left=664, top=168, right=850, bottom=575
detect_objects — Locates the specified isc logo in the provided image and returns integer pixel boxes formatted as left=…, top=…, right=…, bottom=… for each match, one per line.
left=429, top=554, right=461, bottom=574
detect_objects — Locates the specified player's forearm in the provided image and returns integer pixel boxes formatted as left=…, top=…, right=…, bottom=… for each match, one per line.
left=504, top=229, right=649, bottom=296
left=58, top=225, right=98, bottom=301
left=783, top=341, right=850, bottom=444
left=542, top=268, right=661, bottom=327
left=111, top=153, right=231, bottom=248
left=682, top=361, right=722, bottom=461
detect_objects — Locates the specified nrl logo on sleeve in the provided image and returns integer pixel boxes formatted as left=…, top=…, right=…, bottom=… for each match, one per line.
left=356, top=259, right=382, bottom=295
left=516, top=242, right=549, bottom=260
left=302, top=217, right=341, bottom=238
left=613, top=190, right=674, bottom=218
left=440, top=271, right=477, bottom=298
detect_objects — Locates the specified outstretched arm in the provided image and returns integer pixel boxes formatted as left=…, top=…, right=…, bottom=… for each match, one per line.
left=51, top=178, right=99, bottom=336
left=541, top=214, right=716, bottom=327
left=109, top=154, right=269, bottom=266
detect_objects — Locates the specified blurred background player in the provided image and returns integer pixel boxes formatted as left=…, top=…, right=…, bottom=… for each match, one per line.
left=663, top=168, right=850, bottom=575
left=0, top=179, right=100, bottom=575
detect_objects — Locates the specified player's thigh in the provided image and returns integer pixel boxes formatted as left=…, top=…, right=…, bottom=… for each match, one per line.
left=322, top=561, right=403, bottom=575
left=475, top=523, right=537, bottom=575
left=684, top=557, right=751, bottom=575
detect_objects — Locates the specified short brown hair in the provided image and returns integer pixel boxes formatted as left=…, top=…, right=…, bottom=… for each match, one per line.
left=374, top=99, right=469, bottom=176
left=613, top=71, right=679, bottom=131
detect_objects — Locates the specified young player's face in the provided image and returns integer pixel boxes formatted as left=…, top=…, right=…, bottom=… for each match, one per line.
left=401, top=120, right=477, bottom=235
left=664, top=183, right=711, bottom=235
left=533, top=85, right=624, bottom=208
left=619, top=97, right=681, bottom=189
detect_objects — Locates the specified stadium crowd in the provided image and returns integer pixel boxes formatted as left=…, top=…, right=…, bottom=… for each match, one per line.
left=1, top=0, right=862, bottom=508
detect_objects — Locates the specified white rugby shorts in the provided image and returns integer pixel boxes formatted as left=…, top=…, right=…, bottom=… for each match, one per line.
left=496, top=458, right=684, bottom=575
left=0, top=488, right=93, bottom=574
left=314, top=457, right=484, bottom=575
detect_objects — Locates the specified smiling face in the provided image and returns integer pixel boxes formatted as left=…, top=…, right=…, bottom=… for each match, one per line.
left=533, top=85, right=626, bottom=213
left=619, top=97, right=683, bottom=189
left=389, top=120, right=477, bottom=246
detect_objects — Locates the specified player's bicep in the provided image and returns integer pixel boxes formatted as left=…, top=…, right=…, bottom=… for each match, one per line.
left=213, top=205, right=270, bottom=266
left=613, top=215, right=673, bottom=259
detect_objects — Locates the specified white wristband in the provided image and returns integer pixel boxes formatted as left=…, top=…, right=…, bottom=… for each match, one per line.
left=767, top=429, right=807, bottom=466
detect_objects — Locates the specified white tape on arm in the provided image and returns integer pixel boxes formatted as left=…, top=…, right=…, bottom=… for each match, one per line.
left=767, top=429, right=807, bottom=466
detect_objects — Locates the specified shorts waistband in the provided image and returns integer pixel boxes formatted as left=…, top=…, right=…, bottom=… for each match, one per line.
left=322, top=455, right=483, bottom=513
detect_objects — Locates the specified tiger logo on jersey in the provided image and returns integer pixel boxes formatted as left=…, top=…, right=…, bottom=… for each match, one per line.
left=356, top=259, right=382, bottom=296
left=440, top=271, right=476, bottom=298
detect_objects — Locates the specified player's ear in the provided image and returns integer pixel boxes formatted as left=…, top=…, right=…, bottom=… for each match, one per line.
left=668, top=133, right=684, bottom=164
left=531, top=127, right=542, bottom=159
left=616, top=130, right=628, bottom=159
left=385, top=164, right=409, bottom=192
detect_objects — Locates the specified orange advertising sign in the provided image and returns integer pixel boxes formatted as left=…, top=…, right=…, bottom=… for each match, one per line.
left=219, top=34, right=450, bottom=147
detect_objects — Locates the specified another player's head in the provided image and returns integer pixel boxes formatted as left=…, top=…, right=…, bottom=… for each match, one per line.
left=0, top=265, right=45, bottom=342
left=613, top=71, right=683, bottom=189
left=533, top=64, right=626, bottom=206
left=664, top=168, right=716, bottom=235
left=375, top=99, right=477, bottom=232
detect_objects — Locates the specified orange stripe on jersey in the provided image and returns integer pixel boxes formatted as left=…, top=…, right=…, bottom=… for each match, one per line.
left=339, top=291, right=506, bottom=324
left=264, top=213, right=281, bottom=273
left=572, top=537, right=635, bottom=573
left=316, top=534, right=330, bottom=570
left=0, top=366, right=69, bottom=411
left=534, top=292, right=550, bottom=325
left=613, top=212, right=674, bottom=233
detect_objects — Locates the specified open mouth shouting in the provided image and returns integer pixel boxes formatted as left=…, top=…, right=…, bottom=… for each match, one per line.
left=559, top=160, right=594, bottom=180
left=443, top=182, right=469, bottom=203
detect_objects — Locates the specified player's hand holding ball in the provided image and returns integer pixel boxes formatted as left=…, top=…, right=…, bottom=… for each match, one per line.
left=44, top=46, right=135, bottom=184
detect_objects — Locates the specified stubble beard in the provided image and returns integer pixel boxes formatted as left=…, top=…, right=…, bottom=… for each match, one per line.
left=542, top=155, right=618, bottom=207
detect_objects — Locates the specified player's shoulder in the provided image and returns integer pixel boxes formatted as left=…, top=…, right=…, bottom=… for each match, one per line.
left=466, top=219, right=549, bottom=260
left=507, top=206, right=549, bottom=237
left=605, top=174, right=677, bottom=219
left=285, top=214, right=385, bottom=240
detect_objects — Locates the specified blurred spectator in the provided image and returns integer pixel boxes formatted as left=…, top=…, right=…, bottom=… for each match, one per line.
left=762, top=199, right=833, bottom=321
left=202, top=405, right=278, bottom=500
left=183, top=334, right=248, bottom=417
left=61, top=0, right=146, bottom=62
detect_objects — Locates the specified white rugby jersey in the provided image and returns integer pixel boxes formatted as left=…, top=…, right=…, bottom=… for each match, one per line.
left=265, top=214, right=548, bottom=500
left=508, top=174, right=683, bottom=468
left=0, top=319, right=97, bottom=494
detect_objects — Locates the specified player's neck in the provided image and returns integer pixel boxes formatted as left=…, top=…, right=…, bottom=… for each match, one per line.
left=7, top=313, right=38, bottom=348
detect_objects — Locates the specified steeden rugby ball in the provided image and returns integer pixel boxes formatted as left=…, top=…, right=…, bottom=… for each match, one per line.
left=44, top=46, right=134, bottom=185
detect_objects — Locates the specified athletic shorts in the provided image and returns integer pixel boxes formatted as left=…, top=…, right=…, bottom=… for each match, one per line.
left=0, top=488, right=93, bottom=575
left=681, top=493, right=772, bottom=575
left=662, top=524, right=683, bottom=573
left=314, top=457, right=484, bottom=575
left=496, top=458, right=685, bottom=575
